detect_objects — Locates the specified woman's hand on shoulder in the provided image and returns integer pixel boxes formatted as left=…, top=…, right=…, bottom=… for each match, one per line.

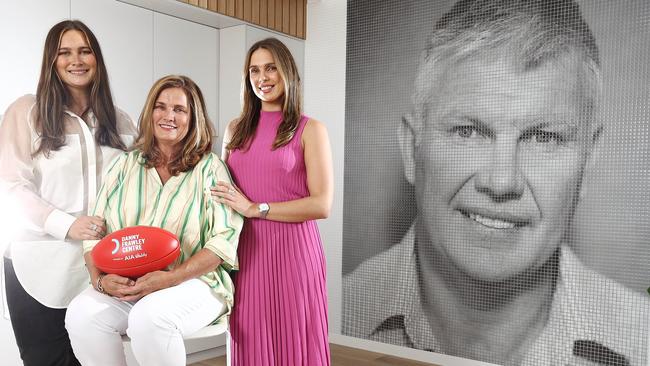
left=210, top=181, right=256, bottom=218
left=67, top=215, right=106, bottom=241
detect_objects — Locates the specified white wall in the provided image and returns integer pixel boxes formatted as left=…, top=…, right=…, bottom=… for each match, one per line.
left=303, top=0, right=346, bottom=337
left=0, top=0, right=69, bottom=115
left=218, top=25, right=248, bottom=147
left=153, top=12, right=219, bottom=131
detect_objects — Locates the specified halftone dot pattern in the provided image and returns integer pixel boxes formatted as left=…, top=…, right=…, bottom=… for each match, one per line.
left=342, top=1, right=650, bottom=365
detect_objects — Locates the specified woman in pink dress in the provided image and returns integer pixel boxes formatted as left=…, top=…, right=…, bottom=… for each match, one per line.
left=211, top=37, right=332, bottom=365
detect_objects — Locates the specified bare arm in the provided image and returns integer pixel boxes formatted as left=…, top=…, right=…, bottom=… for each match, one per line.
left=212, top=118, right=333, bottom=222
left=221, top=119, right=236, bottom=162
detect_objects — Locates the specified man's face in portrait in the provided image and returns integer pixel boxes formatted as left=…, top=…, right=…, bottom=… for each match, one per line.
left=409, top=54, right=596, bottom=282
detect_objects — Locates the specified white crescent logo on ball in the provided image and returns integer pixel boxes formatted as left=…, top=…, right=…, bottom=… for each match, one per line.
left=111, top=239, right=120, bottom=255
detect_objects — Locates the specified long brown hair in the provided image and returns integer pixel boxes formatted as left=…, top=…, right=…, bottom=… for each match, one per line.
left=34, top=20, right=125, bottom=157
left=227, top=38, right=302, bottom=151
left=134, top=75, right=214, bottom=175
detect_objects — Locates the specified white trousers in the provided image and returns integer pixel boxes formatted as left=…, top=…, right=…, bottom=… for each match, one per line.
left=65, top=278, right=224, bottom=366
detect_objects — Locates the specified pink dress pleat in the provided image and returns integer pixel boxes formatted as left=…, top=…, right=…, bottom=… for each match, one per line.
left=227, top=111, right=330, bottom=366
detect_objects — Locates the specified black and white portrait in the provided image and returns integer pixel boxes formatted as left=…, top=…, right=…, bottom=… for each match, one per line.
left=342, top=1, right=650, bottom=365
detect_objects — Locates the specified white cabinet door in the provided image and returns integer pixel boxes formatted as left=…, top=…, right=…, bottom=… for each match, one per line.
left=218, top=25, right=247, bottom=141
left=154, top=12, right=219, bottom=135
left=71, top=0, right=153, bottom=123
left=0, top=0, right=69, bottom=114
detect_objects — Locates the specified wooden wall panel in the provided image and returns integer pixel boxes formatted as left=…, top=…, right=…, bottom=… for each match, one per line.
left=282, top=0, right=289, bottom=34
left=275, top=0, right=282, bottom=34
left=235, top=0, right=244, bottom=19
left=177, top=0, right=306, bottom=39
left=243, top=0, right=252, bottom=22
left=226, top=0, right=235, bottom=17
left=289, top=0, right=296, bottom=36
left=259, top=0, right=267, bottom=27
left=266, top=0, right=275, bottom=29
left=252, top=0, right=260, bottom=24
left=267, top=0, right=275, bottom=29
left=296, top=0, right=303, bottom=39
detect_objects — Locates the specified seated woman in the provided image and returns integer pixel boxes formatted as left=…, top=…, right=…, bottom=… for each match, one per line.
left=65, top=75, right=243, bottom=366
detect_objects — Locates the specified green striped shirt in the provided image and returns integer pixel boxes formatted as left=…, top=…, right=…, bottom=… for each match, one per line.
left=84, top=150, right=243, bottom=323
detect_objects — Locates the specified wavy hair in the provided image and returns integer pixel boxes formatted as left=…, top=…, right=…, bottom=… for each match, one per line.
left=34, top=20, right=125, bottom=157
left=134, top=75, right=214, bottom=175
left=227, top=37, right=302, bottom=151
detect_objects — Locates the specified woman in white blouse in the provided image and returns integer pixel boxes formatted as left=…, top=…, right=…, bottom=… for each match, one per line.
left=0, top=20, right=136, bottom=365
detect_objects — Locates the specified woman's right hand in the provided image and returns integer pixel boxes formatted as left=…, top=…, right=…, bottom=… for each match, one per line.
left=98, top=273, right=136, bottom=298
left=67, top=215, right=106, bottom=240
left=210, top=181, right=256, bottom=217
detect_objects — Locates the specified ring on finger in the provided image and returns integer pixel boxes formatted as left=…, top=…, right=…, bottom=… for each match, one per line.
left=228, top=188, right=235, bottom=195
left=90, top=223, right=98, bottom=232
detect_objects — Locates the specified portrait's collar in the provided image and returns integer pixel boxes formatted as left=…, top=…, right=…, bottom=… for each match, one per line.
left=376, top=230, right=633, bottom=365
left=397, top=232, right=577, bottom=356
left=389, top=225, right=440, bottom=352
left=520, top=245, right=616, bottom=365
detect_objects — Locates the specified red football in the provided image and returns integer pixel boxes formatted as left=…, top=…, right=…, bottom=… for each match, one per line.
left=91, top=226, right=181, bottom=278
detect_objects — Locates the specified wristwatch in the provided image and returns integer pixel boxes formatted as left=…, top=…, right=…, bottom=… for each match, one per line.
left=258, top=203, right=270, bottom=219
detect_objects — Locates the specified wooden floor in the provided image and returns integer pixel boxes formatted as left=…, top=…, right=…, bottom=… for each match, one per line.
left=190, top=343, right=438, bottom=366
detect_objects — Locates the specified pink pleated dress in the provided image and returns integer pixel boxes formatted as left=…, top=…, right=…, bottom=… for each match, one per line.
left=227, top=110, right=330, bottom=366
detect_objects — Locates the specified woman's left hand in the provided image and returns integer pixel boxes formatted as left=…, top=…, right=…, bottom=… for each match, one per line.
left=210, top=181, right=256, bottom=218
left=117, top=270, right=173, bottom=302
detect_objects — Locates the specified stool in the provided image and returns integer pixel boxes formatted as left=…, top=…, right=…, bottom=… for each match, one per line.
left=123, top=323, right=228, bottom=365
